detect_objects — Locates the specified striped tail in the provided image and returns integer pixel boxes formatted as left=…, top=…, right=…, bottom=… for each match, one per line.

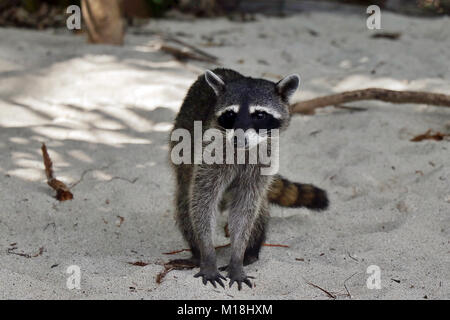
left=268, top=175, right=329, bottom=210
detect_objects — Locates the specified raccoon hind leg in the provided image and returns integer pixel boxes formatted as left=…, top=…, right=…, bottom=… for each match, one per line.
left=170, top=166, right=200, bottom=268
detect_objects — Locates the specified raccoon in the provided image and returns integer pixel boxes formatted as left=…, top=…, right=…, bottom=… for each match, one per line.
left=169, top=68, right=328, bottom=290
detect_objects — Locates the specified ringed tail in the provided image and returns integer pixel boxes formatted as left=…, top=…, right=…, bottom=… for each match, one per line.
left=268, top=175, right=329, bottom=210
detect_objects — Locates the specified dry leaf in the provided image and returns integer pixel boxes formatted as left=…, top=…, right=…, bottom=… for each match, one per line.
left=411, top=129, right=449, bottom=142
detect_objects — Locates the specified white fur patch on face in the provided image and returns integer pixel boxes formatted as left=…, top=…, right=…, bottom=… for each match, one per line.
left=249, top=105, right=282, bottom=119
left=226, top=128, right=235, bottom=144
left=245, top=128, right=268, bottom=149
left=215, top=105, right=239, bottom=117
left=227, top=128, right=268, bottom=150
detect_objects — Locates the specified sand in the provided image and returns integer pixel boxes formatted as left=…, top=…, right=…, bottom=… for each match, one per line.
left=0, top=7, right=449, bottom=299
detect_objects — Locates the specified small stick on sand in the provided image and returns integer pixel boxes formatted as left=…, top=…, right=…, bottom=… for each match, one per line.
left=305, top=280, right=337, bottom=299
left=343, top=272, right=359, bottom=299
left=41, top=143, right=73, bottom=201
left=156, top=261, right=198, bottom=284
left=162, top=248, right=192, bottom=255
left=7, top=246, right=44, bottom=259
left=128, top=261, right=149, bottom=267
left=156, top=266, right=176, bottom=284
left=291, top=88, right=450, bottom=115
left=263, top=243, right=290, bottom=248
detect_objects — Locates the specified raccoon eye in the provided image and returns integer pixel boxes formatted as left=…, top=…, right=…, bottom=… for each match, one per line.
left=217, top=110, right=236, bottom=129
left=223, top=110, right=236, bottom=118
left=252, top=110, right=281, bottom=130
left=253, top=111, right=268, bottom=120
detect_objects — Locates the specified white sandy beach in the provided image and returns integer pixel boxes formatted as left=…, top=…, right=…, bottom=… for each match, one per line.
left=0, top=8, right=449, bottom=299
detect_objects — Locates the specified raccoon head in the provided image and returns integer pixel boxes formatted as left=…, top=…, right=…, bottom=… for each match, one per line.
left=205, top=70, right=300, bottom=149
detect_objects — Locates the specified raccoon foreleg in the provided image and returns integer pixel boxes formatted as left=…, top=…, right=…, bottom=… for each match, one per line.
left=226, top=173, right=271, bottom=290
left=190, top=165, right=232, bottom=288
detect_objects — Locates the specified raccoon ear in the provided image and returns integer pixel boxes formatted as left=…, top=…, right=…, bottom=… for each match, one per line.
left=205, top=70, right=225, bottom=95
left=276, top=74, right=300, bottom=102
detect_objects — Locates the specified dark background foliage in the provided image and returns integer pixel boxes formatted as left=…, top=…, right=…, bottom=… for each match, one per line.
left=0, top=0, right=449, bottom=29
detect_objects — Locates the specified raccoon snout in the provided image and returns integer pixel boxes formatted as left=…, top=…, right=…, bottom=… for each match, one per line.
left=233, top=135, right=249, bottom=149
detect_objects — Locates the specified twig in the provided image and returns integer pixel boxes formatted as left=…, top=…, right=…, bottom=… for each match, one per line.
left=371, top=32, right=401, bottom=40
left=305, top=280, right=336, bottom=299
left=128, top=261, right=149, bottom=267
left=41, top=143, right=73, bottom=201
left=263, top=243, right=289, bottom=248
left=7, top=247, right=44, bottom=258
left=347, top=251, right=359, bottom=262
left=70, top=164, right=112, bottom=189
left=343, top=272, right=359, bottom=299
left=156, top=266, right=175, bottom=284
left=156, top=261, right=197, bottom=284
left=162, top=248, right=192, bottom=255
left=291, top=88, right=450, bottom=115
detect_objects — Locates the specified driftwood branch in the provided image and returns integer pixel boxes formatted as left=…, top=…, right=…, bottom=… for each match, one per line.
left=81, top=0, right=124, bottom=45
left=159, top=44, right=218, bottom=63
left=129, top=30, right=219, bottom=63
left=291, top=88, right=450, bottom=115
left=162, top=35, right=219, bottom=62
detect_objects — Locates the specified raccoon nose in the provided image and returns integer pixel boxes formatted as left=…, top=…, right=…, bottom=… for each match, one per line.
left=233, top=135, right=249, bottom=149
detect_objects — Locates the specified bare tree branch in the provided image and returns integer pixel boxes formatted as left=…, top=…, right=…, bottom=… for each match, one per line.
left=291, top=88, right=450, bottom=115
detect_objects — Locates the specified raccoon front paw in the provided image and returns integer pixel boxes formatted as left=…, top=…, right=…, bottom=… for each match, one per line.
left=194, top=267, right=226, bottom=288
left=227, top=268, right=254, bottom=290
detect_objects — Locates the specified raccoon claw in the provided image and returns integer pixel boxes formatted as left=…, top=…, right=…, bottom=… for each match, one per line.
left=194, top=270, right=226, bottom=289
left=228, top=270, right=254, bottom=290
left=229, top=277, right=253, bottom=290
